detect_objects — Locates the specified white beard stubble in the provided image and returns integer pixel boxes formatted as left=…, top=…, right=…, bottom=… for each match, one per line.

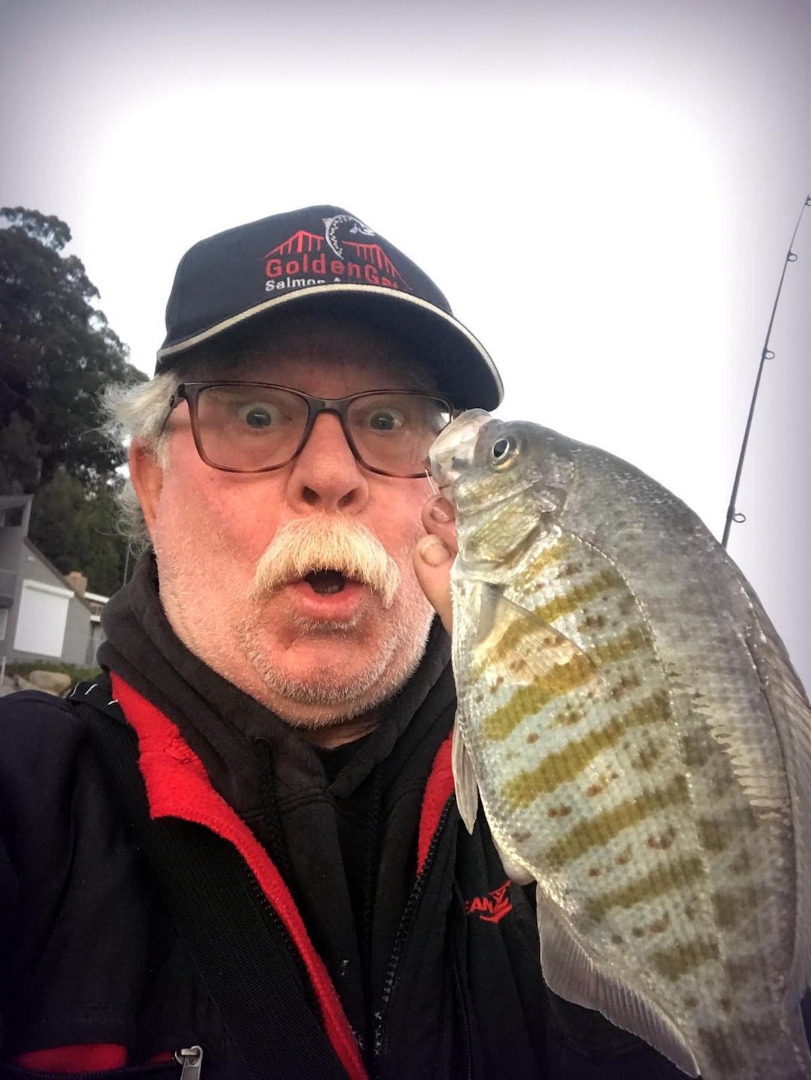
left=235, top=516, right=435, bottom=723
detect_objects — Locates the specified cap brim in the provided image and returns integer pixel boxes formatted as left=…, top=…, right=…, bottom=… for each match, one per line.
left=155, top=284, right=503, bottom=411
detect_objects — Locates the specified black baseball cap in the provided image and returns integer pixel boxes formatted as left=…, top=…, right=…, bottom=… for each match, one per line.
left=156, top=205, right=503, bottom=410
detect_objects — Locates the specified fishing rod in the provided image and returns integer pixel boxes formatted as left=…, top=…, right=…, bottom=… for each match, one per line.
left=722, top=193, right=811, bottom=548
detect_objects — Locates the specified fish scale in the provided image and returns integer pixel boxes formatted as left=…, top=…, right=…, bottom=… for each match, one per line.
left=463, top=531, right=722, bottom=958
left=430, top=411, right=811, bottom=1080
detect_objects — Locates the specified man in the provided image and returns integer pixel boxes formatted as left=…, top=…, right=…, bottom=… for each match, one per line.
left=0, top=207, right=686, bottom=1078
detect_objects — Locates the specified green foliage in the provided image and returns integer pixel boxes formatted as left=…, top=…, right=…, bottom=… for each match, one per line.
left=4, top=660, right=100, bottom=688
left=29, top=469, right=128, bottom=596
left=0, top=412, right=39, bottom=492
left=0, top=205, right=147, bottom=491
left=0, top=207, right=72, bottom=252
left=0, top=206, right=147, bottom=595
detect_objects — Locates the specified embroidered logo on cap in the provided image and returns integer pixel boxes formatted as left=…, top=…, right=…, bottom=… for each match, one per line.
left=262, top=214, right=411, bottom=296
left=323, top=213, right=375, bottom=258
left=464, top=879, right=513, bottom=924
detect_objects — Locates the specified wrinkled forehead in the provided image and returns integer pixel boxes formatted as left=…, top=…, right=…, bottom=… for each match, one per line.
left=176, top=312, right=440, bottom=395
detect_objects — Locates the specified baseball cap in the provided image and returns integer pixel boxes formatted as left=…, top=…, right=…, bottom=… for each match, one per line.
left=156, top=205, right=503, bottom=410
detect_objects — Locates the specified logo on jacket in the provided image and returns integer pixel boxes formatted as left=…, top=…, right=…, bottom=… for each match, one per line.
left=464, top=879, right=513, bottom=924
left=262, top=216, right=410, bottom=295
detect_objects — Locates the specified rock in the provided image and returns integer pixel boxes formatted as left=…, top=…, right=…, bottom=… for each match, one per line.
left=12, top=674, right=39, bottom=692
left=27, top=670, right=72, bottom=694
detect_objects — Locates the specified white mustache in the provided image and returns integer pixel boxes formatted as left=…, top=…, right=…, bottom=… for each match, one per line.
left=251, top=517, right=401, bottom=608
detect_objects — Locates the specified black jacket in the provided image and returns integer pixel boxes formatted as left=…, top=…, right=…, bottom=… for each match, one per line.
left=0, top=556, right=687, bottom=1079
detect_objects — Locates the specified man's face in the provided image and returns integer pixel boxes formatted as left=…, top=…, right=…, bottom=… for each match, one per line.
left=133, top=323, right=439, bottom=740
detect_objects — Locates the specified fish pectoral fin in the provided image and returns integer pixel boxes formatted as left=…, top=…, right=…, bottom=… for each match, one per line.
left=469, top=582, right=596, bottom=689
left=536, top=891, right=699, bottom=1077
left=452, top=719, right=479, bottom=834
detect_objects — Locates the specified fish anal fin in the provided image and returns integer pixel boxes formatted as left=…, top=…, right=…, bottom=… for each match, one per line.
left=537, top=892, right=699, bottom=1077
left=452, top=720, right=479, bottom=834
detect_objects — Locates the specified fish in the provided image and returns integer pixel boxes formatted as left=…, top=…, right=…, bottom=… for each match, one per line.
left=429, top=410, right=811, bottom=1080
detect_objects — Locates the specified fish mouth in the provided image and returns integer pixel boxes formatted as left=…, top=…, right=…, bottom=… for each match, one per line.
left=429, top=410, right=492, bottom=496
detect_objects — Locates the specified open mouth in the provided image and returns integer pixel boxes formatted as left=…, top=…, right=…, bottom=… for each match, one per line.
left=304, top=569, right=348, bottom=595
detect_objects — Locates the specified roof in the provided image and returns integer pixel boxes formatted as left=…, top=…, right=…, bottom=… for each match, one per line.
left=0, top=494, right=33, bottom=511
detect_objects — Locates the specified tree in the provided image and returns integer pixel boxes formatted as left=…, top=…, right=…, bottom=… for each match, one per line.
left=0, top=206, right=146, bottom=491
left=29, top=470, right=130, bottom=597
left=0, top=207, right=147, bottom=594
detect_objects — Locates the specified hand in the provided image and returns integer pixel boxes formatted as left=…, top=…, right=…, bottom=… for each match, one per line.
left=413, top=494, right=457, bottom=636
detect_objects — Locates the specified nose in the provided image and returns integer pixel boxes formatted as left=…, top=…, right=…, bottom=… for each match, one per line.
left=286, top=411, right=369, bottom=512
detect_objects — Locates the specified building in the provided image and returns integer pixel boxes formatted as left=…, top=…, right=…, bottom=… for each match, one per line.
left=0, top=494, right=109, bottom=670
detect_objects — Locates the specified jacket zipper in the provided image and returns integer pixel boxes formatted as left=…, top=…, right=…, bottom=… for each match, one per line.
left=244, top=868, right=320, bottom=1005
left=373, top=797, right=455, bottom=1074
left=450, top=939, right=472, bottom=1080
left=175, top=1045, right=203, bottom=1078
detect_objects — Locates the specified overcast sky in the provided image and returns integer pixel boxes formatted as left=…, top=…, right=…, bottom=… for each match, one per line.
left=1, top=0, right=809, bottom=685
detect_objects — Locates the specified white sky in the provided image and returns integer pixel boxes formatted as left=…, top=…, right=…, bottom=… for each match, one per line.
left=1, top=0, right=809, bottom=686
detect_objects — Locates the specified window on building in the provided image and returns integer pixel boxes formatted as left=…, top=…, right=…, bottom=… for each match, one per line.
left=14, top=581, right=70, bottom=657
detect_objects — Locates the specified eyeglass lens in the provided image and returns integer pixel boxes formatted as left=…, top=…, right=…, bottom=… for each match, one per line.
left=193, top=386, right=452, bottom=476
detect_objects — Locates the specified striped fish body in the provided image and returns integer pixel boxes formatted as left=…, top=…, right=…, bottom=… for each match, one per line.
left=429, top=411, right=811, bottom=1080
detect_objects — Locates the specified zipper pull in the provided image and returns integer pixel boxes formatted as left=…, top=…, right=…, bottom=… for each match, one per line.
left=174, top=1045, right=203, bottom=1078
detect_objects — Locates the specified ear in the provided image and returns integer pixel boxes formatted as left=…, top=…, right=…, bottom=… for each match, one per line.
left=129, top=439, right=165, bottom=536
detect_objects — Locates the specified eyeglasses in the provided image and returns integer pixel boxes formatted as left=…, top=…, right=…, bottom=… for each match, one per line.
left=166, top=382, right=455, bottom=478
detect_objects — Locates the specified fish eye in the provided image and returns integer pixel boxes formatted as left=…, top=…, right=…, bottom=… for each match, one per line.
left=490, top=435, right=517, bottom=468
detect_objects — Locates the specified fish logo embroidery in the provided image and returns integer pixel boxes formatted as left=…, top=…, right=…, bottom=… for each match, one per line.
left=465, top=880, right=513, bottom=924
left=322, top=213, right=375, bottom=258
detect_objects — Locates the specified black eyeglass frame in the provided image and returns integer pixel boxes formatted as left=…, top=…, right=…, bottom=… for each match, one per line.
left=165, top=381, right=457, bottom=479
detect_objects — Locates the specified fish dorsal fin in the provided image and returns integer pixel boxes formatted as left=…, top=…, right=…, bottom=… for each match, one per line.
left=467, top=582, right=596, bottom=689
left=536, top=892, right=699, bottom=1077
left=745, top=606, right=811, bottom=1004
left=452, top=719, right=479, bottom=834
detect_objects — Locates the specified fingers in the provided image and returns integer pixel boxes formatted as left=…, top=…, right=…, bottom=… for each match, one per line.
left=414, top=495, right=457, bottom=636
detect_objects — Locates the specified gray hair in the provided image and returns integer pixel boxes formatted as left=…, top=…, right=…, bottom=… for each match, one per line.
left=100, top=372, right=179, bottom=549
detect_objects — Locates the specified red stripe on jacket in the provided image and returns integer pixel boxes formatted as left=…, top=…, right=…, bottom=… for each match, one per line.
left=417, top=733, right=455, bottom=875
left=111, top=673, right=367, bottom=1080
left=15, top=1044, right=127, bottom=1073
